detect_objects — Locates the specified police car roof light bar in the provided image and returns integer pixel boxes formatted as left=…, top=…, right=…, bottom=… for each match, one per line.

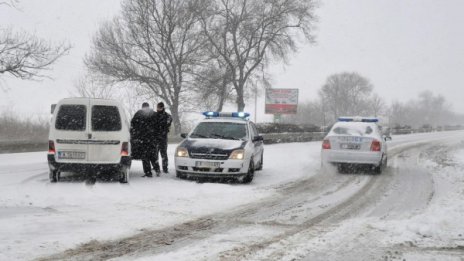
left=338, top=116, right=378, bottom=123
left=203, top=111, right=250, bottom=119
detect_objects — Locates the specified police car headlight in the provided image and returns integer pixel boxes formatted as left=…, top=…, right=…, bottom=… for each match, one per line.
left=176, top=147, right=189, bottom=157
left=229, top=149, right=245, bottom=160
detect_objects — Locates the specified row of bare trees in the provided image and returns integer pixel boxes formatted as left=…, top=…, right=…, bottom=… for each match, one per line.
left=0, top=109, right=49, bottom=141
left=83, top=0, right=317, bottom=133
left=283, top=72, right=461, bottom=128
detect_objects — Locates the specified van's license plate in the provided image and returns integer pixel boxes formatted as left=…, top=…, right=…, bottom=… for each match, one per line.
left=195, top=161, right=221, bottom=168
left=58, top=151, right=86, bottom=160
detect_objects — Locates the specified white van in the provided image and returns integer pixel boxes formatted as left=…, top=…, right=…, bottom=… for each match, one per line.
left=48, top=98, right=131, bottom=183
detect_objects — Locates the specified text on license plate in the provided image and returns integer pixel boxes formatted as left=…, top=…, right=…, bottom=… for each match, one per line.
left=58, top=151, right=86, bottom=159
left=341, top=143, right=361, bottom=150
left=195, top=161, right=221, bottom=168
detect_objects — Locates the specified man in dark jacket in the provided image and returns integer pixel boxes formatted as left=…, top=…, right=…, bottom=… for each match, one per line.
left=130, top=102, right=157, bottom=177
left=153, top=102, right=172, bottom=174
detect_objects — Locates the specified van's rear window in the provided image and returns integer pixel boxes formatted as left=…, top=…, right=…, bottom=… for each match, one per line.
left=92, top=106, right=121, bottom=131
left=55, top=105, right=87, bottom=131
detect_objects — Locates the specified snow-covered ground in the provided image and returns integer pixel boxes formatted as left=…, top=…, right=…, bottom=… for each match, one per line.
left=1, top=131, right=464, bottom=260
left=0, top=141, right=322, bottom=260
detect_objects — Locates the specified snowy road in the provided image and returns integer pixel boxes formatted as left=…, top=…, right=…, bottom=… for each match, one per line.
left=1, top=131, right=464, bottom=260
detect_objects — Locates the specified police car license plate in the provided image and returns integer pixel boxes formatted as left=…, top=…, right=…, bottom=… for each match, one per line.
left=195, top=161, right=221, bottom=168
left=58, top=151, right=86, bottom=160
left=341, top=143, right=361, bottom=150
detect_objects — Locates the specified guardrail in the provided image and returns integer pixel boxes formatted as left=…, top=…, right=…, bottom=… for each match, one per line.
left=0, top=140, right=49, bottom=154
left=262, top=132, right=326, bottom=144
left=0, top=132, right=328, bottom=154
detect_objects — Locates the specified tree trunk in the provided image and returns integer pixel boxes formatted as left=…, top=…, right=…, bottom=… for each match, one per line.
left=236, top=83, right=245, bottom=111
left=216, top=77, right=228, bottom=112
left=170, top=102, right=182, bottom=134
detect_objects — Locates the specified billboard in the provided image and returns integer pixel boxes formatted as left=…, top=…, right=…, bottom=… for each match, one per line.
left=265, top=88, right=299, bottom=114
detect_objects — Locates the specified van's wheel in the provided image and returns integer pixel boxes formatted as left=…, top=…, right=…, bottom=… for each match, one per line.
left=255, top=153, right=263, bottom=171
left=241, top=159, right=255, bottom=184
left=119, top=167, right=130, bottom=183
left=176, top=171, right=185, bottom=179
left=337, top=164, right=346, bottom=173
left=49, top=170, right=60, bottom=183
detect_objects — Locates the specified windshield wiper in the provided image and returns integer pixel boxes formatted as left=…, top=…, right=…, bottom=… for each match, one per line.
left=191, top=133, right=208, bottom=138
left=211, top=134, right=239, bottom=140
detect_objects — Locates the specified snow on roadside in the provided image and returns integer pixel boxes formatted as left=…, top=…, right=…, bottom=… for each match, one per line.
left=0, top=142, right=320, bottom=261
left=372, top=148, right=464, bottom=249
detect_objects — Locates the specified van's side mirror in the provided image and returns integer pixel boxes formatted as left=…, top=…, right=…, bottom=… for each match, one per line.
left=253, top=135, right=264, bottom=142
left=383, top=135, right=392, bottom=141
left=180, top=133, right=187, bottom=139
left=51, top=104, right=57, bottom=114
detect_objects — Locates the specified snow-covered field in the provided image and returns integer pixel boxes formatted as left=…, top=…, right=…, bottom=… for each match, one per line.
left=1, top=131, right=464, bottom=260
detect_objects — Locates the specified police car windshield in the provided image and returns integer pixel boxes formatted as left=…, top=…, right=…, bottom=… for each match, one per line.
left=190, top=122, right=247, bottom=140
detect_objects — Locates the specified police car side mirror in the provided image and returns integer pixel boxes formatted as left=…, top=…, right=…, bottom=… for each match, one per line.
left=180, top=133, right=187, bottom=139
left=51, top=104, right=57, bottom=114
left=383, top=135, right=392, bottom=141
left=253, top=135, right=264, bottom=142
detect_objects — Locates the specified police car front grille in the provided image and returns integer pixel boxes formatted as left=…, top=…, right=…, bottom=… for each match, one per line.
left=192, top=167, right=224, bottom=172
left=190, top=153, right=229, bottom=160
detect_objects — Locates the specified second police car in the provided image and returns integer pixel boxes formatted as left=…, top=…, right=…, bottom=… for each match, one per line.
left=175, top=112, right=264, bottom=183
left=321, top=116, right=388, bottom=174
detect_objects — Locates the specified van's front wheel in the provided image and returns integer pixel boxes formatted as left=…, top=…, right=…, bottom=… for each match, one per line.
left=119, top=167, right=130, bottom=183
left=49, top=169, right=60, bottom=183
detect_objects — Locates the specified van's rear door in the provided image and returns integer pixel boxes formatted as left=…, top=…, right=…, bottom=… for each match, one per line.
left=87, top=100, right=124, bottom=164
left=53, top=99, right=90, bottom=163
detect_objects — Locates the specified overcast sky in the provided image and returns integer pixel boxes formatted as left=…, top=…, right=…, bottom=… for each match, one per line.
left=1, top=0, right=463, bottom=120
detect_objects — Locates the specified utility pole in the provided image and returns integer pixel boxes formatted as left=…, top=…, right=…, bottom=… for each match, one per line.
left=254, top=89, right=258, bottom=122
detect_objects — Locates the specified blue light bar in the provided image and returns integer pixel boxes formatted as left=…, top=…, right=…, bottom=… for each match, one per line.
left=202, top=111, right=250, bottom=119
left=203, top=111, right=220, bottom=117
left=338, top=117, right=354, bottom=122
left=361, top=118, right=379, bottom=123
left=232, top=112, right=250, bottom=118
left=338, top=117, right=378, bottom=123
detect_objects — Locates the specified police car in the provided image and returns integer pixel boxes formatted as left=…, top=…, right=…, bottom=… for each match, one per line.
left=321, top=117, right=388, bottom=174
left=175, top=112, right=264, bottom=183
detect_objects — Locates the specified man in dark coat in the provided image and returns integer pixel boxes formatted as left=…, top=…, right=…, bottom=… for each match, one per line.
left=153, top=102, right=172, bottom=174
left=130, top=102, right=157, bottom=177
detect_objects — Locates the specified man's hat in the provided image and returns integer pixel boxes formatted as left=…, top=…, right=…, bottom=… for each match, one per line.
left=142, top=102, right=149, bottom=108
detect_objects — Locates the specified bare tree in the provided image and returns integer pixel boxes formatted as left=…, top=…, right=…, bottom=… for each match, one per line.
left=0, top=0, right=18, bottom=8
left=193, top=62, right=235, bottom=111
left=0, top=28, right=70, bottom=81
left=198, top=0, right=317, bottom=111
left=72, top=74, right=116, bottom=99
left=86, top=0, right=206, bottom=133
left=370, top=93, right=386, bottom=117
left=319, top=72, right=374, bottom=121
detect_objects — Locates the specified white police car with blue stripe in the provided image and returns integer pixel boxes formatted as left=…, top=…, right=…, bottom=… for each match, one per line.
left=321, top=117, right=388, bottom=174
left=175, top=112, right=264, bottom=183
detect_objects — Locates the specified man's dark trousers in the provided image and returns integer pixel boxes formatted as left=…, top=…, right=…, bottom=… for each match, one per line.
left=153, top=138, right=168, bottom=172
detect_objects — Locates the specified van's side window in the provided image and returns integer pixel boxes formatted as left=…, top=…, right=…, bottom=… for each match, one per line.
left=92, top=106, right=122, bottom=131
left=55, top=105, right=86, bottom=131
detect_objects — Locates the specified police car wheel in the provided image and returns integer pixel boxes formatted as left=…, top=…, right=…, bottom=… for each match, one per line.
left=242, top=159, right=255, bottom=184
left=119, top=167, right=129, bottom=183
left=255, top=153, right=263, bottom=171
left=49, top=170, right=60, bottom=183
left=373, top=156, right=385, bottom=175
